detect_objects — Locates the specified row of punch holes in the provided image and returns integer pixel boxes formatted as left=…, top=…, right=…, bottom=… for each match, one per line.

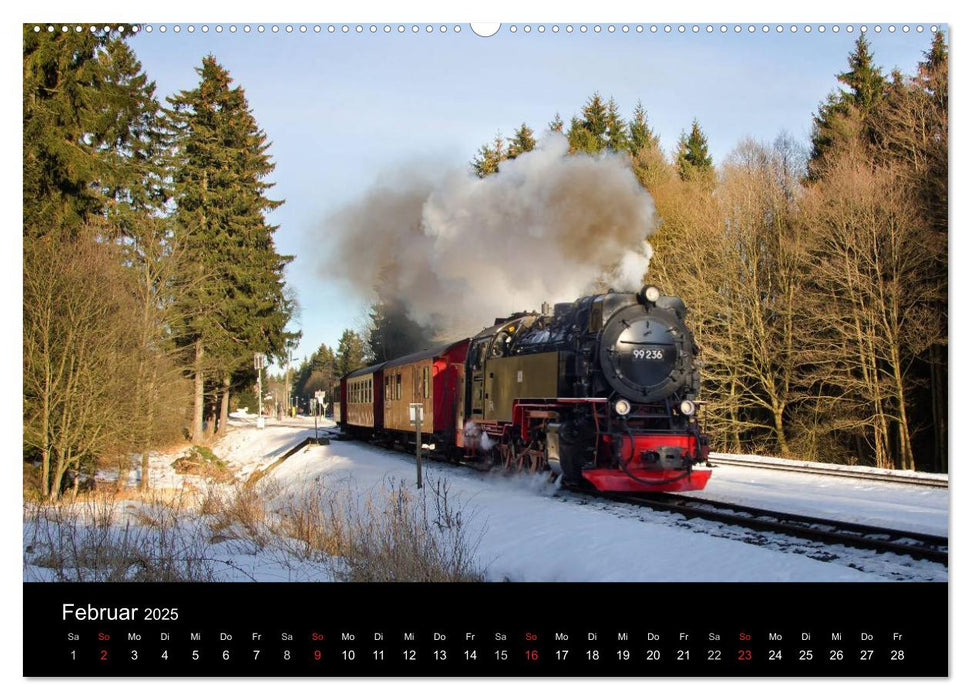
left=32, top=24, right=940, bottom=37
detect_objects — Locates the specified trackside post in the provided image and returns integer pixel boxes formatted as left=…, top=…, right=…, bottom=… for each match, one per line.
left=410, top=403, right=424, bottom=489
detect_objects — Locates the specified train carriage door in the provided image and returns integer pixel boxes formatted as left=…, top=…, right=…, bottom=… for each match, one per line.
left=469, top=338, right=489, bottom=418
left=430, top=359, right=442, bottom=432
left=384, top=372, right=392, bottom=426
left=454, top=362, right=466, bottom=446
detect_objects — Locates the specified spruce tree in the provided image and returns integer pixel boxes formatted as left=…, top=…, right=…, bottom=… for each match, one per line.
left=919, top=31, right=948, bottom=473
left=581, top=93, right=608, bottom=147
left=98, top=40, right=169, bottom=222
left=23, top=26, right=107, bottom=236
left=548, top=113, right=564, bottom=133
left=336, top=329, right=367, bottom=376
left=676, top=120, right=714, bottom=181
left=166, top=55, right=295, bottom=439
left=567, top=115, right=598, bottom=153
left=917, top=30, right=948, bottom=234
left=293, top=343, right=337, bottom=405
left=865, top=31, right=948, bottom=472
left=809, top=35, right=887, bottom=178
left=23, top=27, right=164, bottom=238
left=367, top=298, right=433, bottom=363
left=471, top=132, right=506, bottom=177
left=605, top=98, right=629, bottom=152
left=506, top=123, right=536, bottom=159
left=838, top=35, right=886, bottom=112
left=98, top=39, right=178, bottom=485
left=628, top=101, right=660, bottom=154
left=567, top=93, right=609, bottom=153
left=919, top=30, right=948, bottom=117
left=23, top=25, right=169, bottom=259
left=293, top=342, right=339, bottom=408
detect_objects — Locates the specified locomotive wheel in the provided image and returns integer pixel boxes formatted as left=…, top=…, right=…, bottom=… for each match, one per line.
left=494, top=435, right=549, bottom=475
left=496, top=441, right=514, bottom=471
left=503, top=438, right=527, bottom=473
left=507, top=441, right=521, bottom=472
left=525, top=441, right=545, bottom=473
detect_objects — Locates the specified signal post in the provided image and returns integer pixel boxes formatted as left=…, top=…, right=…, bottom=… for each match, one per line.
left=410, top=403, right=424, bottom=489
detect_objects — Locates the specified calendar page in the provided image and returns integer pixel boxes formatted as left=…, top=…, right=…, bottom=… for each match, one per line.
left=21, top=8, right=949, bottom=681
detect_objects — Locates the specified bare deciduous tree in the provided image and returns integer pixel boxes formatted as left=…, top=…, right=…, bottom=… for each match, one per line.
left=799, top=157, right=938, bottom=469
left=24, top=231, right=137, bottom=500
left=714, top=139, right=806, bottom=456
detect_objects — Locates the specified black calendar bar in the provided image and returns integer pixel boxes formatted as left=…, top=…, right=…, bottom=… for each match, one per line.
left=24, top=582, right=947, bottom=677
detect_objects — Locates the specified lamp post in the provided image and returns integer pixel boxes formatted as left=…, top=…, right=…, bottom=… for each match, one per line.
left=284, top=349, right=293, bottom=419
left=254, top=352, right=266, bottom=429
left=314, top=390, right=326, bottom=441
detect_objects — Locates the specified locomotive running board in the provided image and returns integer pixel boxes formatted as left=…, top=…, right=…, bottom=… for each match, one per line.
left=583, top=467, right=712, bottom=493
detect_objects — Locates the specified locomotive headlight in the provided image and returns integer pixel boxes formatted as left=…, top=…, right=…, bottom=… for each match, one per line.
left=641, top=285, right=661, bottom=304
left=614, top=398, right=632, bottom=416
left=679, top=400, right=696, bottom=416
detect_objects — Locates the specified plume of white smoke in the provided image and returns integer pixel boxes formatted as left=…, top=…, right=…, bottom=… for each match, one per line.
left=324, top=132, right=657, bottom=337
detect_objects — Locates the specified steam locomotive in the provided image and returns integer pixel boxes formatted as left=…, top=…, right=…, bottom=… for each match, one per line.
left=339, top=285, right=711, bottom=492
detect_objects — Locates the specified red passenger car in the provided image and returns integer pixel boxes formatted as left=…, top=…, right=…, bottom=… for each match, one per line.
left=339, top=339, right=469, bottom=454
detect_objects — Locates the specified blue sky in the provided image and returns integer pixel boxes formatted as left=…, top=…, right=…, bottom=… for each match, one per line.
left=129, top=23, right=940, bottom=365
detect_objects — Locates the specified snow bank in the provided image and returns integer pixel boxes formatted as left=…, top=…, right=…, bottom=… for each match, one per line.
left=702, top=464, right=948, bottom=537
left=266, top=440, right=896, bottom=583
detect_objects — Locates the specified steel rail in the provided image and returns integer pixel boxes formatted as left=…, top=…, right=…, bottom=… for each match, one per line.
left=603, top=491, right=948, bottom=564
left=707, top=454, right=948, bottom=489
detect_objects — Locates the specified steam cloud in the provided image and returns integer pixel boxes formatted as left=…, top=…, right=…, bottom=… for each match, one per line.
left=324, top=132, right=657, bottom=337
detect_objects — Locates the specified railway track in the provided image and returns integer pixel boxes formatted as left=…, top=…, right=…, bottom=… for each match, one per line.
left=707, top=453, right=948, bottom=489
left=322, top=428, right=948, bottom=564
left=605, top=491, right=948, bottom=565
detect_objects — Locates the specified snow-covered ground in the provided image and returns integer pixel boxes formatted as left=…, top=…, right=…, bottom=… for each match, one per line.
left=710, top=451, right=950, bottom=484
left=25, top=418, right=948, bottom=583
left=700, top=463, right=948, bottom=537
left=261, top=423, right=946, bottom=582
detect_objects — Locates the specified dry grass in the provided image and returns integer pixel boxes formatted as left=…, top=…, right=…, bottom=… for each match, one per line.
left=336, top=478, right=484, bottom=583
left=274, top=486, right=347, bottom=559
left=203, top=483, right=275, bottom=548
left=24, top=457, right=485, bottom=583
left=23, top=491, right=216, bottom=582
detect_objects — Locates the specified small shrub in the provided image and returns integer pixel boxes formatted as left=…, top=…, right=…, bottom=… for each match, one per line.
left=337, top=478, right=484, bottom=583
left=172, top=446, right=233, bottom=483
left=23, top=462, right=44, bottom=502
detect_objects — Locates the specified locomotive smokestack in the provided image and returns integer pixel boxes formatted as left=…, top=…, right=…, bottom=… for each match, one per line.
left=322, top=132, right=657, bottom=337
left=541, top=302, right=551, bottom=316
